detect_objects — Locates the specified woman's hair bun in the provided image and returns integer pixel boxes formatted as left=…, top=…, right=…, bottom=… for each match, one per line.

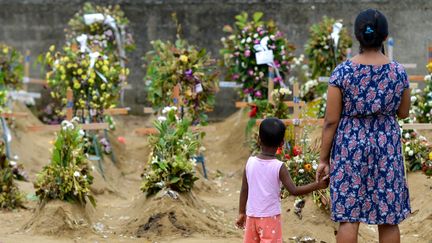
left=355, top=9, right=388, bottom=51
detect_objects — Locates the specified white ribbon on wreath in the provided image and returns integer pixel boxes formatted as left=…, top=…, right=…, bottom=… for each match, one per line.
left=254, top=36, right=286, bottom=88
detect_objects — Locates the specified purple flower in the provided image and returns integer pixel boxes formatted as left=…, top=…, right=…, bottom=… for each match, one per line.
left=254, top=39, right=260, bottom=44
left=274, top=60, right=281, bottom=68
left=257, top=27, right=263, bottom=32
left=269, top=45, right=276, bottom=50
left=274, top=76, right=283, bottom=84
left=185, top=69, right=193, bottom=76
left=244, top=50, right=251, bottom=57
left=254, top=90, right=262, bottom=98
left=232, top=74, right=240, bottom=80
left=243, top=88, right=250, bottom=94
left=248, top=69, right=254, bottom=76
left=275, top=31, right=283, bottom=38
left=234, top=52, right=240, bottom=57
left=259, top=31, right=264, bottom=36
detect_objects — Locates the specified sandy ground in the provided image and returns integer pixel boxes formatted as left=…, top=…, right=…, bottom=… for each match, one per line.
left=0, top=104, right=431, bottom=243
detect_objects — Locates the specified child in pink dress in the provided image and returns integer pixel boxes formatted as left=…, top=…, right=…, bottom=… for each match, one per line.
left=236, top=118, right=329, bottom=242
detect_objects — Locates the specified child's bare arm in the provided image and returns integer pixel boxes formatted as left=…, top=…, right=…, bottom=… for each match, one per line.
left=279, top=164, right=328, bottom=196
left=236, top=169, right=248, bottom=229
left=239, top=168, right=248, bottom=214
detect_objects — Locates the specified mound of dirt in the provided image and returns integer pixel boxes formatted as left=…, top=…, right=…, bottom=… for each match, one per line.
left=122, top=190, right=237, bottom=240
left=23, top=200, right=95, bottom=237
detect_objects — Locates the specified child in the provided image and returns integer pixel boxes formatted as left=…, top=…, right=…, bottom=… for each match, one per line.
left=236, top=118, right=329, bottom=242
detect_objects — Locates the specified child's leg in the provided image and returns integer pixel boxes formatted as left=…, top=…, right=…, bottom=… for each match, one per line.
left=255, top=215, right=282, bottom=243
left=378, top=224, right=400, bottom=243
left=243, top=216, right=259, bottom=243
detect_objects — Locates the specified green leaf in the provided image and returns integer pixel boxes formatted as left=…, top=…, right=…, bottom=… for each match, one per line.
left=252, top=12, right=263, bottom=22
left=170, top=177, right=180, bottom=184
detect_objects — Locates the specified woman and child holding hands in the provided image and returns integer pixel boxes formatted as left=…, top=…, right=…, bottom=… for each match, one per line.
left=237, top=9, right=411, bottom=243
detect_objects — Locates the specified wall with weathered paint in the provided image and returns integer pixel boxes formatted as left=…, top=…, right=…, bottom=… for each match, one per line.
left=1, top=0, right=431, bottom=118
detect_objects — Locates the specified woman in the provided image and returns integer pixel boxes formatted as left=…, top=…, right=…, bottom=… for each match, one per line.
left=316, top=9, right=411, bottom=243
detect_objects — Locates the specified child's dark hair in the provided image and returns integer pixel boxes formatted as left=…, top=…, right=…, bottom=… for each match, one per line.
left=354, top=9, right=388, bottom=53
left=259, top=118, right=286, bottom=147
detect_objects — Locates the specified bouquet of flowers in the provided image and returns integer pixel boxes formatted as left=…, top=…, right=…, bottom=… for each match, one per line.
left=304, top=16, right=352, bottom=117
left=40, top=44, right=127, bottom=120
left=401, top=130, right=431, bottom=172
left=66, top=2, right=135, bottom=63
left=141, top=107, right=202, bottom=196
left=279, top=131, right=330, bottom=211
left=408, top=62, right=432, bottom=123
left=0, top=43, right=24, bottom=110
left=145, top=37, right=218, bottom=125
left=246, top=87, right=292, bottom=139
left=305, top=16, right=352, bottom=79
left=220, top=12, right=295, bottom=100
left=0, top=142, right=24, bottom=210
left=34, top=118, right=96, bottom=207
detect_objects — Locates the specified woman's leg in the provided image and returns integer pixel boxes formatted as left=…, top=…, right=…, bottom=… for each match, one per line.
left=378, top=224, right=400, bottom=243
left=336, top=222, right=360, bottom=243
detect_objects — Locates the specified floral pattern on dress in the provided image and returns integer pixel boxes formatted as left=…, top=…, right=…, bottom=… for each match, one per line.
left=329, top=60, right=411, bottom=225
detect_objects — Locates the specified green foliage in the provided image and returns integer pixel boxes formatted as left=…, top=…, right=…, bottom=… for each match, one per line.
left=141, top=107, right=201, bottom=196
left=34, top=119, right=95, bottom=207
left=246, top=88, right=292, bottom=135
left=305, top=16, right=352, bottom=80
left=410, top=64, right=432, bottom=123
left=145, top=38, right=218, bottom=125
left=220, top=11, right=295, bottom=100
left=402, top=131, right=430, bottom=172
left=0, top=142, right=24, bottom=210
left=0, top=43, right=24, bottom=110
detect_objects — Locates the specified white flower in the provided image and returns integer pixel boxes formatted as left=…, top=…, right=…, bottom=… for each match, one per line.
left=404, top=133, right=410, bottom=139
left=312, top=164, right=318, bottom=170
left=241, top=39, right=246, bottom=44
left=73, top=171, right=81, bottom=177
left=411, top=96, right=417, bottom=102
left=71, top=117, right=80, bottom=123
left=405, top=146, right=411, bottom=152
left=158, top=116, right=167, bottom=122
left=246, top=37, right=252, bottom=43
left=83, top=175, right=87, bottom=179
left=190, top=158, right=197, bottom=166
left=79, top=130, right=85, bottom=136
left=61, top=120, right=74, bottom=130
left=324, top=45, right=329, bottom=49
left=253, top=33, right=258, bottom=38
left=408, top=150, right=414, bottom=157
left=424, top=75, right=431, bottom=82
left=299, top=169, right=305, bottom=174
left=220, top=37, right=226, bottom=42
left=9, top=161, right=17, bottom=166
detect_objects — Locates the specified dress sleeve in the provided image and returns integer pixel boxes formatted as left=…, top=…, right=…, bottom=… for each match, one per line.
left=401, top=69, right=409, bottom=90
left=328, top=64, right=343, bottom=89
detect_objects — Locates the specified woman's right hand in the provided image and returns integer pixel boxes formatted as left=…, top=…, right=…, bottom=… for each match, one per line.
left=316, top=161, right=330, bottom=182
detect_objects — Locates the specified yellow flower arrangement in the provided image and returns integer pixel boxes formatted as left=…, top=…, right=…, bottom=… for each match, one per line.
left=40, top=44, right=126, bottom=118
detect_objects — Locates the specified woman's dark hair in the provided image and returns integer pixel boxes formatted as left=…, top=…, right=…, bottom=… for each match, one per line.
left=259, top=118, right=286, bottom=147
left=354, top=9, right=388, bottom=53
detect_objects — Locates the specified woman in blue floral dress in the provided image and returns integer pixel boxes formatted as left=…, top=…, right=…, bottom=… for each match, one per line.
left=316, top=9, right=411, bottom=243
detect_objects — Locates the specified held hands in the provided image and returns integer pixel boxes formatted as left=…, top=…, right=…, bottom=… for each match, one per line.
left=235, top=213, right=246, bottom=229
left=316, top=161, right=330, bottom=189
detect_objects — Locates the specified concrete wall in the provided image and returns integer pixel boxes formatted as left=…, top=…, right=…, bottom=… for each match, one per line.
left=1, top=0, right=431, bottom=119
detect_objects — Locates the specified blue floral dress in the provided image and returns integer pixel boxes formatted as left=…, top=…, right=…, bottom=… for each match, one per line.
left=329, top=60, right=411, bottom=225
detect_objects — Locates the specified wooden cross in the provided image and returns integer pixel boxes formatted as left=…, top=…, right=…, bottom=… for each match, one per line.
left=27, top=88, right=109, bottom=132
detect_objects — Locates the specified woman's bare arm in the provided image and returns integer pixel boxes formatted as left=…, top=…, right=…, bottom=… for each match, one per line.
left=316, top=86, right=342, bottom=180
left=397, top=89, right=410, bottom=119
